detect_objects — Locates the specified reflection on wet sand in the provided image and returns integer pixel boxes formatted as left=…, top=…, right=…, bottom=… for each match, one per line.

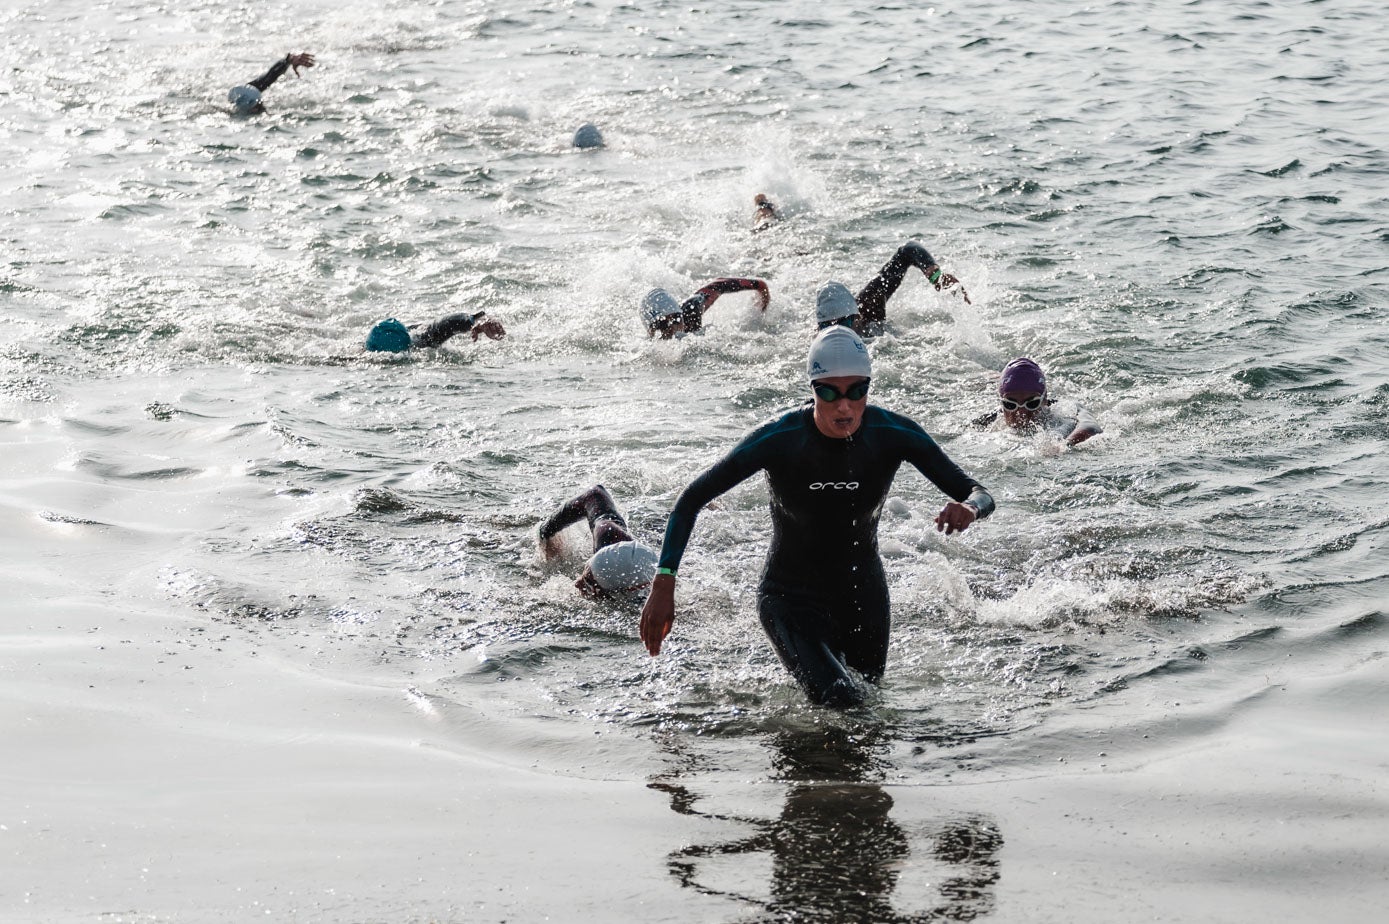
left=651, top=726, right=1003, bottom=921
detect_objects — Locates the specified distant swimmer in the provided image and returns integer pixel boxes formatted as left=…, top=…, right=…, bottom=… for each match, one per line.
left=639, top=325, right=994, bottom=707
left=816, top=241, right=970, bottom=336
left=641, top=277, right=770, bottom=338
left=539, top=485, right=659, bottom=598
left=228, top=52, right=316, bottom=115
left=364, top=312, right=506, bottom=352
left=753, top=193, right=779, bottom=231
left=971, top=357, right=1102, bottom=446
left=573, top=122, right=604, bottom=149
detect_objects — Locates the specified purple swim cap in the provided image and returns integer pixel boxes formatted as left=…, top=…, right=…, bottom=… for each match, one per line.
left=998, top=358, right=1046, bottom=396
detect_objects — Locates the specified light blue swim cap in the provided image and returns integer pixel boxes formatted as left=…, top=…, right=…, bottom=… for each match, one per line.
left=228, top=85, right=262, bottom=113
left=573, top=122, right=604, bottom=149
left=365, top=318, right=412, bottom=353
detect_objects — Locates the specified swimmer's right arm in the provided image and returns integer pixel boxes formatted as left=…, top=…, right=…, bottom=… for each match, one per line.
left=639, top=426, right=774, bottom=656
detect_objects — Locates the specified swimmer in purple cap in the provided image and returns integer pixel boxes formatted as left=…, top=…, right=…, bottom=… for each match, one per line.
left=973, top=357, right=1103, bottom=446
left=539, top=485, right=658, bottom=599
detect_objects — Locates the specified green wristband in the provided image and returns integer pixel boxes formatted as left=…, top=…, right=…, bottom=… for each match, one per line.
left=928, top=268, right=943, bottom=284
left=655, top=567, right=677, bottom=577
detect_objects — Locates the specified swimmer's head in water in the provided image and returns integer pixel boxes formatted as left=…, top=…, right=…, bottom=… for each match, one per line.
left=815, top=281, right=859, bottom=328
left=573, top=122, right=604, bottom=149
left=365, top=318, right=412, bottom=353
left=807, top=325, right=871, bottom=381
left=998, top=357, right=1049, bottom=429
left=589, top=541, right=658, bottom=593
left=640, top=288, right=683, bottom=337
left=228, top=85, right=262, bottom=114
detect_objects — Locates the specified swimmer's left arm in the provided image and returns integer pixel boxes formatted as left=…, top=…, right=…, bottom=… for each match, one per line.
left=895, top=416, right=994, bottom=523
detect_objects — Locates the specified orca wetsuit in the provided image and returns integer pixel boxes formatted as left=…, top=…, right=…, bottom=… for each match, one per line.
left=657, top=405, right=995, bottom=706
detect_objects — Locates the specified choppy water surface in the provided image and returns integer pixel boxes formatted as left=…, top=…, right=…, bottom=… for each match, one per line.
left=4, top=0, right=1388, bottom=917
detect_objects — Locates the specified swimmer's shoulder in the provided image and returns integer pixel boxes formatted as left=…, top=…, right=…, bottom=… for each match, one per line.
left=861, top=405, right=931, bottom=438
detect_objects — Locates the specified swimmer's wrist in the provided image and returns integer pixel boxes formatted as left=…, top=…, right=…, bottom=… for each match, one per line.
left=927, top=267, right=943, bottom=285
left=655, top=567, right=677, bottom=578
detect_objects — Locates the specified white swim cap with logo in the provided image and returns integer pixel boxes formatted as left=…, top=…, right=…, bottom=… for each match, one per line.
left=815, top=281, right=858, bottom=325
left=806, top=325, right=872, bottom=381
left=640, top=288, right=682, bottom=328
left=588, top=541, right=659, bottom=592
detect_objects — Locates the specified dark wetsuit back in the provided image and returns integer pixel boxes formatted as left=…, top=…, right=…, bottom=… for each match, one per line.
left=658, top=405, right=994, bottom=706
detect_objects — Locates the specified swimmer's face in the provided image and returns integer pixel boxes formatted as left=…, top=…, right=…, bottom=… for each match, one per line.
left=1000, top=391, right=1046, bottom=429
left=812, top=376, right=869, bottom=439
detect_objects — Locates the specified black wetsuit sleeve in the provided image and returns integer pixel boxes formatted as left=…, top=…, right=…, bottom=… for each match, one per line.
left=681, top=278, right=766, bottom=333
left=538, top=487, right=625, bottom=541
left=248, top=56, right=292, bottom=92
left=855, top=242, right=936, bottom=326
left=410, top=312, right=479, bottom=349
left=970, top=410, right=1000, bottom=428
left=656, top=424, right=778, bottom=572
left=891, top=415, right=995, bottom=520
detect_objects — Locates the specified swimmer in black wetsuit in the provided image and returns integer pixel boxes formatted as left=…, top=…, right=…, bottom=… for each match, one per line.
left=228, top=52, right=316, bottom=115
left=640, top=326, right=994, bottom=707
left=363, top=312, right=506, bottom=352
left=641, top=277, right=770, bottom=338
left=971, top=357, right=1103, bottom=446
left=538, top=485, right=658, bottom=598
left=816, top=241, right=970, bottom=336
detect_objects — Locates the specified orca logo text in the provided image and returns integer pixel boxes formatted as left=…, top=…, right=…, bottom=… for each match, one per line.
left=809, top=481, right=860, bottom=490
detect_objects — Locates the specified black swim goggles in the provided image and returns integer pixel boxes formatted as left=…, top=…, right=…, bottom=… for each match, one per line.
left=812, top=378, right=871, bottom=402
left=1000, top=395, right=1045, bottom=411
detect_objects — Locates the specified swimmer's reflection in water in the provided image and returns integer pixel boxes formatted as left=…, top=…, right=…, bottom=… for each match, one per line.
left=650, top=726, right=1003, bottom=922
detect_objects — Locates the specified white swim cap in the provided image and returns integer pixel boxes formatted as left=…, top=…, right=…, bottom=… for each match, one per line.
left=588, top=541, right=658, bottom=592
left=228, top=85, right=262, bottom=113
left=807, top=325, right=872, bottom=381
left=640, top=288, right=682, bottom=327
left=815, top=281, right=858, bottom=325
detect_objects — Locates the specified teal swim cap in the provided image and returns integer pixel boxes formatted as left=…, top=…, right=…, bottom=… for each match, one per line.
left=365, top=318, right=411, bottom=352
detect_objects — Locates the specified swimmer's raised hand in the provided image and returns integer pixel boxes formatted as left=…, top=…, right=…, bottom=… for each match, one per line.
left=934, top=501, right=978, bottom=536
left=288, top=52, right=316, bottom=76
left=470, top=317, right=506, bottom=341
left=639, top=573, right=676, bottom=655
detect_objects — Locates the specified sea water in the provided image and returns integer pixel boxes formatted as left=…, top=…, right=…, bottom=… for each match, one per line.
left=3, top=0, right=1387, bottom=919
